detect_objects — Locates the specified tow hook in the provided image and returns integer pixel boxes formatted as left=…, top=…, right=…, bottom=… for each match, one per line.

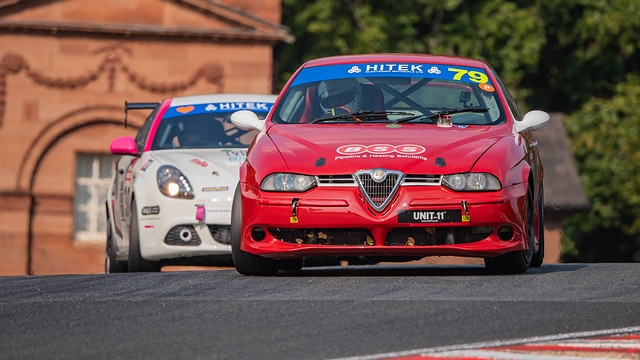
left=461, top=201, right=470, bottom=222
left=290, top=198, right=299, bottom=223
left=195, top=204, right=205, bottom=221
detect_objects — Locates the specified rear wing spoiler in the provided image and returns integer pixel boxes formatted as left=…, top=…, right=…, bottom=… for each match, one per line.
left=124, top=101, right=160, bottom=128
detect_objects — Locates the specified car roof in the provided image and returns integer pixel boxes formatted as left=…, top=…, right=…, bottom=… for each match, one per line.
left=169, top=93, right=278, bottom=107
left=302, top=53, right=489, bottom=69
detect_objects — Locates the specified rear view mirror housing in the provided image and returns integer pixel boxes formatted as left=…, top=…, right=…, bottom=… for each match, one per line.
left=515, top=110, right=550, bottom=133
left=110, top=136, right=138, bottom=155
left=231, top=110, right=265, bottom=132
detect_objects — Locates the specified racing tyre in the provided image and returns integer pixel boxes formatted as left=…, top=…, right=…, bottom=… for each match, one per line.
left=128, top=201, right=161, bottom=272
left=530, top=186, right=544, bottom=268
left=105, top=210, right=127, bottom=273
left=484, top=185, right=535, bottom=274
left=231, top=184, right=279, bottom=276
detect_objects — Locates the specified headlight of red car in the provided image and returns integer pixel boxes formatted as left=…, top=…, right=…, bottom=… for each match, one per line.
left=442, top=173, right=501, bottom=191
left=260, top=173, right=317, bottom=192
left=157, top=165, right=195, bottom=199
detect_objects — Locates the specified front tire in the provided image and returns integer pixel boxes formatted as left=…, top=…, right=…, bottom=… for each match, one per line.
left=128, top=201, right=161, bottom=272
left=530, top=186, right=544, bottom=267
left=231, top=184, right=279, bottom=276
left=484, top=185, right=535, bottom=274
left=105, top=209, right=127, bottom=273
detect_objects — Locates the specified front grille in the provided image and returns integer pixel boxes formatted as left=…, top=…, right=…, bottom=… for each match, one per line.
left=164, top=225, right=201, bottom=246
left=355, top=169, right=403, bottom=212
left=317, top=171, right=444, bottom=213
left=402, top=174, right=442, bottom=186
left=269, top=228, right=374, bottom=246
left=385, top=226, right=494, bottom=246
left=316, top=174, right=356, bottom=186
left=208, top=225, right=231, bottom=245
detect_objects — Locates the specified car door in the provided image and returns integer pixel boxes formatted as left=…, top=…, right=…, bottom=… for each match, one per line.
left=114, top=107, right=158, bottom=249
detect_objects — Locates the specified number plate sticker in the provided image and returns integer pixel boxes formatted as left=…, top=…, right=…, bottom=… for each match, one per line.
left=397, top=209, right=462, bottom=223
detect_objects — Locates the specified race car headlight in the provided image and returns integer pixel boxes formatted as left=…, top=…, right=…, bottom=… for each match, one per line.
left=157, top=165, right=195, bottom=199
left=260, top=173, right=317, bottom=192
left=442, top=173, right=501, bottom=191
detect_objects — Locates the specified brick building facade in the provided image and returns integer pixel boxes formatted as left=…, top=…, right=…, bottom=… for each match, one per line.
left=0, top=0, right=291, bottom=275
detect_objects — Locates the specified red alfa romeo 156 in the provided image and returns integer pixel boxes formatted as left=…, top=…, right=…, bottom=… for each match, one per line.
left=231, top=54, right=550, bottom=275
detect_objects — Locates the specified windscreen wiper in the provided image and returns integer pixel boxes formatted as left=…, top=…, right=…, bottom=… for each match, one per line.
left=394, top=107, right=489, bottom=124
left=310, top=111, right=414, bottom=124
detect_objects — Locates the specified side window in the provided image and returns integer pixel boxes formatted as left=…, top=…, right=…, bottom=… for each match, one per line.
left=487, top=66, right=522, bottom=121
left=74, top=153, right=116, bottom=242
left=134, top=107, right=158, bottom=152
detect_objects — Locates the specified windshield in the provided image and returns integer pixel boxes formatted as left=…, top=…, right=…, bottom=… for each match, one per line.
left=273, top=63, right=506, bottom=125
left=150, top=103, right=271, bottom=150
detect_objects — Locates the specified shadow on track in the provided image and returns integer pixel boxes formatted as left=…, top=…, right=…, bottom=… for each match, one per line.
left=274, top=263, right=587, bottom=277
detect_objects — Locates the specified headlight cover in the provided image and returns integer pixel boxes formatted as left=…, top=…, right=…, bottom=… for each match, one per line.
left=157, top=165, right=194, bottom=199
left=442, top=173, right=501, bottom=191
left=260, top=173, right=317, bottom=192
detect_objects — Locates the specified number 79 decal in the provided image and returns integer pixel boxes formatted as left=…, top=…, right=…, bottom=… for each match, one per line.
left=448, top=67, right=489, bottom=84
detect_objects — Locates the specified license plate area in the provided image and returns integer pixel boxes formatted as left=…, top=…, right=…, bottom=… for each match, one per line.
left=397, top=209, right=462, bottom=223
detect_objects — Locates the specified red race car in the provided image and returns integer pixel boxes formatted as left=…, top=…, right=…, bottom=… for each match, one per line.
left=231, top=54, right=550, bottom=275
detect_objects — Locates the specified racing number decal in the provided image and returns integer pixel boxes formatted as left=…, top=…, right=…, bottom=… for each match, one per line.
left=447, top=68, right=489, bottom=84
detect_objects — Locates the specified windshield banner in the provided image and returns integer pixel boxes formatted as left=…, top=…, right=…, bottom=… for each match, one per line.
left=290, top=63, right=494, bottom=87
left=163, top=102, right=274, bottom=119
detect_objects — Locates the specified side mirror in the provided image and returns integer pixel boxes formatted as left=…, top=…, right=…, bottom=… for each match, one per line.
left=231, top=110, right=265, bottom=132
left=515, top=110, right=550, bottom=133
left=110, top=136, right=138, bottom=155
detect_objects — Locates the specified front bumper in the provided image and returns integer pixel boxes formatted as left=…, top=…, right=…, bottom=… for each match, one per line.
left=239, top=182, right=529, bottom=260
left=137, top=196, right=233, bottom=261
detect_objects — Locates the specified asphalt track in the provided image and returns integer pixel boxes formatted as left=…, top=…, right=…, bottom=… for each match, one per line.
left=0, top=263, right=638, bottom=359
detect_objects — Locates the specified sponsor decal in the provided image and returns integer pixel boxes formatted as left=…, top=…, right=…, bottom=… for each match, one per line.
left=221, top=149, right=247, bottom=164
left=398, top=209, right=462, bottom=223
left=335, top=144, right=427, bottom=161
left=176, top=106, right=194, bottom=114
left=427, top=66, right=441, bottom=74
left=479, top=83, right=495, bottom=92
left=206, top=208, right=230, bottom=213
left=141, top=159, right=153, bottom=171
left=202, top=186, right=229, bottom=192
left=163, top=102, right=274, bottom=118
left=141, top=206, right=160, bottom=215
left=191, top=158, right=209, bottom=167
left=290, top=63, right=494, bottom=87
left=362, top=64, right=424, bottom=74
left=337, top=144, right=425, bottom=155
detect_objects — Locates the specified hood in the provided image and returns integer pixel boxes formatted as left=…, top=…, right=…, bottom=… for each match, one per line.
left=150, top=148, right=246, bottom=191
left=267, top=124, right=508, bottom=174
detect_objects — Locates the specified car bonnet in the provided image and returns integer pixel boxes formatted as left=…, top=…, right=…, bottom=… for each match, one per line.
left=150, top=148, right=247, bottom=191
left=266, top=124, right=507, bottom=175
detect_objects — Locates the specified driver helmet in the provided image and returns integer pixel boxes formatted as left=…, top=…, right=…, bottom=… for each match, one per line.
left=179, top=119, right=204, bottom=144
left=318, top=78, right=362, bottom=115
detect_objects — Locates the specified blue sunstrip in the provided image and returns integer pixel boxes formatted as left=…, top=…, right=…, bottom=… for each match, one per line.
left=289, top=63, right=494, bottom=87
left=163, top=102, right=274, bottom=119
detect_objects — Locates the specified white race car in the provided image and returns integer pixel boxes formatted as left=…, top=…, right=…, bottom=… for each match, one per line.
left=106, top=94, right=277, bottom=272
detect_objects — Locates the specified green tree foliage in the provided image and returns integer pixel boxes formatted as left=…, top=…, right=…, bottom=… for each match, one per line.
left=562, top=74, right=640, bottom=262
left=276, top=0, right=640, bottom=262
left=534, top=0, right=640, bottom=110
left=276, top=0, right=544, bottom=106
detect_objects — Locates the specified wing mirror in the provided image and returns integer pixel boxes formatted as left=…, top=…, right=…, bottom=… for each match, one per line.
left=515, top=110, right=550, bottom=133
left=231, top=110, right=265, bottom=132
left=110, top=136, right=138, bottom=155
